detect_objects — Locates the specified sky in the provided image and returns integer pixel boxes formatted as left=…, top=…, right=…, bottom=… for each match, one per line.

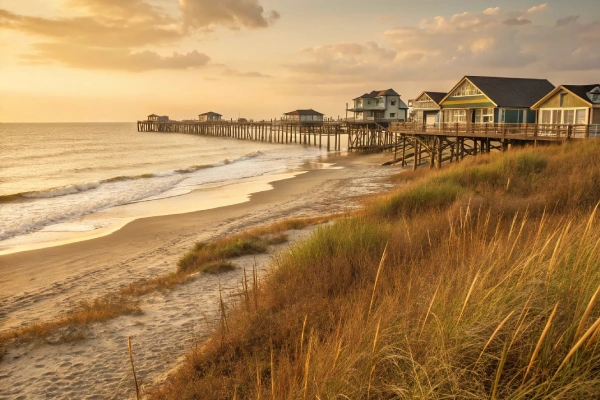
left=0, top=0, right=599, bottom=122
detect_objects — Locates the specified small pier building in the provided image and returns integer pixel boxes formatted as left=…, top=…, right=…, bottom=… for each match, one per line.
left=199, top=112, right=222, bottom=122
left=148, top=114, right=169, bottom=122
left=283, top=109, right=324, bottom=124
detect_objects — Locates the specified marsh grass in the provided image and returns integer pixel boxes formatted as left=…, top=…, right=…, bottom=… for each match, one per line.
left=0, top=216, right=331, bottom=356
left=150, top=142, right=600, bottom=399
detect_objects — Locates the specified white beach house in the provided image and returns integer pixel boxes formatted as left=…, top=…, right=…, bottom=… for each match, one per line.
left=347, top=89, right=408, bottom=122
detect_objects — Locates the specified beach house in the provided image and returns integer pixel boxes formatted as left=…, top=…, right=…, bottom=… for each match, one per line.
left=283, top=109, right=324, bottom=123
left=199, top=112, right=222, bottom=122
left=531, top=84, right=600, bottom=126
left=148, top=114, right=169, bottom=122
left=347, top=89, right=409, bottom=122
left=409, top=92, right=447, bottom=125
left=438, top=76, right=555, bottom=124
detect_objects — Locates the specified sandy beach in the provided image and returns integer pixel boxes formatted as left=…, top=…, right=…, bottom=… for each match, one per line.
left=0, top=152, right=403, bottom=399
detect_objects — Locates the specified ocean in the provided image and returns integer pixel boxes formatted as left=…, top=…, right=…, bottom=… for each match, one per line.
left=0, top=123, right=327, bottom=254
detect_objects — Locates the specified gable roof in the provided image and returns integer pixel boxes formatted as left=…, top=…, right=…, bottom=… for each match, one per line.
left=424, top=92, right=447, bottom=105
left=354, top=89, right=400, bottom=100
left=441, top=76, right=555, bottom=108
left=413, top=91, right=447, bottom=105
left=199, top=111, right=222, bottom=116
left=531, top=84, right=600, bottom=109
left=563, top=84, right=600, bottom=104
left=285, top=109, right=324, bottom=116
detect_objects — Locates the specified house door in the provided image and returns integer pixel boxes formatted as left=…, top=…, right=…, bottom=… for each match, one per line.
left=425, top=113, right=437, bottom=125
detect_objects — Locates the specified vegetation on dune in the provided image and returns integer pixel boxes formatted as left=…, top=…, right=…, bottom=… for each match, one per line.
left=150, top=142, right=600, bottom=399
left=0, top=216, right=331, bottom=357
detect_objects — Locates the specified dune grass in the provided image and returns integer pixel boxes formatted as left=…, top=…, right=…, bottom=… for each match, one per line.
left=149, top=142, right=600, bottom=399
left=0, top=216, right=332, bottom=359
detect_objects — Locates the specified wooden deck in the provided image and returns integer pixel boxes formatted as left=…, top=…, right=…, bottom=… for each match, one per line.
left=138, top=119, right=600, bottom=169
left=389, top=122, right=600, bottom=141
left=137, top=120, right=346, bottom=151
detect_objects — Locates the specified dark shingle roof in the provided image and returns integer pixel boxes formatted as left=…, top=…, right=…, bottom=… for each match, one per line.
left=354, top=89, right=400, bottom=100
left=466, top=76, right=555, bottom=108
left=563, top=84, right=600, bottom=104
left=199, top=111, right=222, bottom=116
left=424, top=92, right=447, bottom=105
left=285, top=109, right=324, bottom=116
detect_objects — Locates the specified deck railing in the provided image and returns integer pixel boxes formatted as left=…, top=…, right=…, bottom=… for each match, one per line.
left=389, top=122, right=600, bottom=140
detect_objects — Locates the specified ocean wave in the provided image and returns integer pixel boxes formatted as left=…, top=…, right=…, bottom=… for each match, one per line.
left=0, top=155, right=259, bottom=204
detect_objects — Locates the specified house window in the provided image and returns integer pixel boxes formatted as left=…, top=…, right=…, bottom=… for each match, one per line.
left=576, top=109, right=587, bottom=124
left=390, top=113, right=396, bottom=118
left=552, top=110, right=562, bottom=124
left=560, top=93, right=567, bottom=107
left=443, top=110, right=467, bottom=123
left=475, top=108, right=494, bottom=123
left=541, top=110, right=551, bottom=124
left=587, top=87, right=600, bottom=103
left=452, top=81, right=482, bottom=97
left=563, top=110, right=575, bottom=124
left=391, top=100, right=397, bottom=106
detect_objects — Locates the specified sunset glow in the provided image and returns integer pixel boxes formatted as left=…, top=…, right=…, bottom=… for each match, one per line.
left=1, top=0, right=599, bottom=122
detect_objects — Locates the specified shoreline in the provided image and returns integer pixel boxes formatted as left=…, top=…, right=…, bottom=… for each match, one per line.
left=0, top=152, right=402, bottom=400
left=0, top=152, right=394, bottom=323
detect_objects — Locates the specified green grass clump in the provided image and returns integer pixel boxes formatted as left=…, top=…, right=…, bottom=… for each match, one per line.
left=150, top=141, right=600, bottom=400
left=200, top=261, right=238, bottom=275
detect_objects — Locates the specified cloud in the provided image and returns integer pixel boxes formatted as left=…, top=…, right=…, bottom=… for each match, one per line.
left=504, top=17, right=532, bottom=26
left=483, top=7, right=501, bottom=16
left=223, top=68, right=271, bottom=78
left=0, top=8, right=181, bottom=48
left=66, top=0, right=170, bottom=22
left=0, top=0, right=279, bottom=72
left=527, top=3, right=548, bottom=13
left=286, top=5, right=600, bottom=87
left=556, top=16, right=580, bottom=27
left=179, top=0, right=280, bottom=30
left=22, top=43, right=210, bottom=71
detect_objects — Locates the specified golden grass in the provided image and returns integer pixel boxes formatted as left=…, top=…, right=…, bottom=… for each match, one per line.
left=0, top=298, right=142, bottom=351
left=0, top=216, right=333, bottom=358
left=149, top=142, right=600, bottom=399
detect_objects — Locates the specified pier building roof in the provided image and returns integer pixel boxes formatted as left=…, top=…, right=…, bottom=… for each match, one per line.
left=284, top=109, right=324, bottom=116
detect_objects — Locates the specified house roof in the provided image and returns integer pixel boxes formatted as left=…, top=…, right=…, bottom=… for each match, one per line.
left=531, top=84, right=600, bottom=109
left=148, top=114, right=159, bottom=117
left=354, top=89, right=400, bottom=100
left=424, top=92, right=448, bottom=105
left=412, top=91, right=447, bottom=105
left=451, top=76, right=555, bottom=108
left=199, top=111, right=222, bottom=116
left=563, top=84, right=600, bottom=104
left=285, top=109, right=324, bottom=116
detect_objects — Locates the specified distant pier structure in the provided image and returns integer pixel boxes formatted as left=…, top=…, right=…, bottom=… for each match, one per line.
left=137, top=110, right=346, bottom=151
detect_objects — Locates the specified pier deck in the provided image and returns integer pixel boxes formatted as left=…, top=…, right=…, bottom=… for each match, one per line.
left=138, top=119, right=600, bottom=169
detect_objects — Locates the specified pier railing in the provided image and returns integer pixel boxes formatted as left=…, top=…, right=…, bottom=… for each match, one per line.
left=389, top=122, right=600, bottom=140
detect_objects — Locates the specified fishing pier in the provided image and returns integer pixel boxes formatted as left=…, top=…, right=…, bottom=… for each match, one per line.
left=138, top=118, right=600, bottom=168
